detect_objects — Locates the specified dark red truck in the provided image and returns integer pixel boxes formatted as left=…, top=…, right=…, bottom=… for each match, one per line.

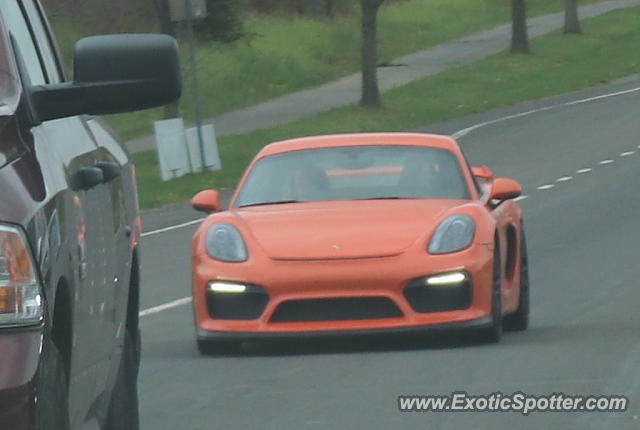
left=0, top=1, right=180, bottom=429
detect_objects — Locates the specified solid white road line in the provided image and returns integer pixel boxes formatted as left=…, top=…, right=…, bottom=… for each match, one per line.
left=451, top=107, right=555, bottom=139
left=452, top=86, right=640, bottom=140
left=563, top=86, right=640, bottom=107
left=139, top=297, right=192, bottom=317
left=141, top=218, right=205, bottom=238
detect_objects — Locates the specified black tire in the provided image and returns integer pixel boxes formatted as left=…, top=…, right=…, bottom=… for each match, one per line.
left=197, top=338, right=240, bottom=355
left=36, top=337, right=70, bottom=430
left=104, top=330, right=140, bottom=430
left=481, top=245, right=503, bottom=343
left=504, top=229, right=530, bottom=331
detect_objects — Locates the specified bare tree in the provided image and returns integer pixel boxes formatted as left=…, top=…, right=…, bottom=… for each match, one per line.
left=151, top=0, right=180, bottom=118
left=564, top=0, right=582, bottom=34
left=326, top=0, right=336, bottom=18
left=511, top=0, right=530, bottom=54
left=299, top=0, right=325, bottom=17
left=151, top=0, right=175, bottom=35
left=360, top=0, right=385, bottom=108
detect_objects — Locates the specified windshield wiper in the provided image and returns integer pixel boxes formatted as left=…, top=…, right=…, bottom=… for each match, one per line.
left=238, top=200, right=305, bottom=208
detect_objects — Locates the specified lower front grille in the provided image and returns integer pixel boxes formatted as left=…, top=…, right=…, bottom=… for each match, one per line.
left=270, top=297, right=403, bottom=322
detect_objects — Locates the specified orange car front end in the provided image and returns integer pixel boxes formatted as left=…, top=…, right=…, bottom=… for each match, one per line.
left=192, top=201, right=497, bottom=341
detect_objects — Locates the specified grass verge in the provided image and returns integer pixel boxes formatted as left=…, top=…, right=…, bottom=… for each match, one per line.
left=98, top=0, right=610, bottom=140
left=132, top=6, right=640, bottom=210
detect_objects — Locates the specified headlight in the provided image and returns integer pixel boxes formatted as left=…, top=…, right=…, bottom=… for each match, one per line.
left=428, top=215, right=475, bottom=254
left=206, top=223, right=248, bottom=262
left=0, top=224, right=44, bottom=327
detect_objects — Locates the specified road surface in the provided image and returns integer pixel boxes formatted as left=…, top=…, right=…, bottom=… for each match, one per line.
left=136, top=76, right=640, bottom=429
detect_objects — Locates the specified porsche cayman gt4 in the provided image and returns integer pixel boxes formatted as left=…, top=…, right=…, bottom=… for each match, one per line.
left=191, top=133, right=529, bottom=353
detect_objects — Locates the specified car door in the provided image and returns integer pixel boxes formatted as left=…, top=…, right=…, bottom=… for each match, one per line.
left=0, top=0, right=118, bottom=423
left=86, top=120, right=130, bottom=368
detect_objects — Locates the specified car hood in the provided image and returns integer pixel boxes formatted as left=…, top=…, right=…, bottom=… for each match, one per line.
left=234, top=200, right=466, bottom=260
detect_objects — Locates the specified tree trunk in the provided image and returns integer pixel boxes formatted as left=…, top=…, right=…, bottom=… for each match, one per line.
left=511, top=0, right=530, bottom=54
left=326, top=0, right=335, bottom=18
left=564, top=0, right=582, bottom=34
left=300, top=0, right=325, bottom=17
left=360, top=0, right=384, bottom=108
left=151, top=0, right=175, bottom=35
left=151, top=0, right=180, bottom=119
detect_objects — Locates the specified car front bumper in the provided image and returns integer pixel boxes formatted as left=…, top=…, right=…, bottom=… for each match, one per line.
left=193, top=242, right=495, bottom=336
left=196, top=315, right=493, bottom=342
left=0, top=326, right=43, bottom=430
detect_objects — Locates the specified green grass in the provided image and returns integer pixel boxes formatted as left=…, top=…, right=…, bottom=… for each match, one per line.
left=132, top=6, right=640, bottom=209
left=96, top=0, right=611, bottom=140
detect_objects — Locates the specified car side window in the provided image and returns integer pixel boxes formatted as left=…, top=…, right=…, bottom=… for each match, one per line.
left=20, top=0, right=62, bottom=83
left=458, top=146, right=484, bottom=198
left=0, top=1, right=46, bottom=85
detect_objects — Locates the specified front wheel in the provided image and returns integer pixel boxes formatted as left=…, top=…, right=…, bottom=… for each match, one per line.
left=481, top=245, right=503, bottom=343
left=104, top=331, right=140, bottom=430
left=504, top=229, right=530, bottom=331
left=36, top=337, right=70, bottom=430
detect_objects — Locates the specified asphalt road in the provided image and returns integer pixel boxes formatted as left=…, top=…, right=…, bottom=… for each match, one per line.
left=136, top=76, right=640, bottom=429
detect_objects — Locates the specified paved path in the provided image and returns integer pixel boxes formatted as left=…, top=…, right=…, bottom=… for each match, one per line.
left=125, top=0, right=640, bottom=153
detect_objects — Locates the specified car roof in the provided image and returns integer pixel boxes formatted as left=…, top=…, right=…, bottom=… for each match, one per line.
left=256, top=133, right=461, bottom=158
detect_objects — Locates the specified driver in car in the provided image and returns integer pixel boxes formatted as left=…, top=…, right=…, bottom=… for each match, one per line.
left=281, top=164, right=331, bottom=201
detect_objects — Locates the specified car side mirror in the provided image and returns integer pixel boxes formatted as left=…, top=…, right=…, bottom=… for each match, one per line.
left=472, top=165, right=494, bottom=180
left=490, top=177, right=522, bottom=201
left=192, top=190, right=221, bottom=213
left=30, top=34, right=181, bottom=123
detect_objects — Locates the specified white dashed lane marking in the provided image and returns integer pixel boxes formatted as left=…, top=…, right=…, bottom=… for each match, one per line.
left=620, top=151, right=635, bottom=157
left=599, top=159, right=615, bottom=165
left=537, top=184, right=555, bottom=190
left=556, top=176, right=573, bottom=182
left=577, top=168, right=593, bottom=174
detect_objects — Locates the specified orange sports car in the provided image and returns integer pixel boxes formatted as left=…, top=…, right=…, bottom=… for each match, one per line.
left=191, top=133, right=529, bottom=353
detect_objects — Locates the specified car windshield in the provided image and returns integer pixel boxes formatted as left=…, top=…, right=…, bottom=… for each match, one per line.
left=235, top=145, right=469, bottom=207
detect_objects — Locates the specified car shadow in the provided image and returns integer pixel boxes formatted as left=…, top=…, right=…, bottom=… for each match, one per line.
left=201, top=328, right=496, bottom=358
